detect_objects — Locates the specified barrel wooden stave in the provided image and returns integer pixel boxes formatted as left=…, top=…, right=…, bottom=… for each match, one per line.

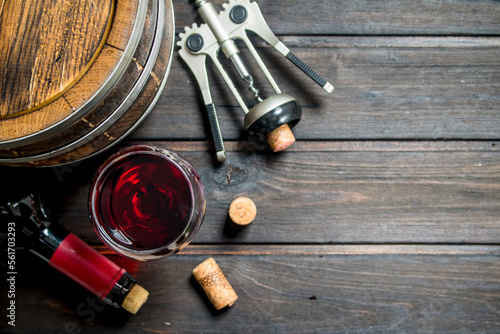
left=0, top=0, right=174, bottom=166
left=0, top=0, right=113, bottom=123
left=33, top=0, right=174, bottom=166
left=1, top=0, right=152, bottom=159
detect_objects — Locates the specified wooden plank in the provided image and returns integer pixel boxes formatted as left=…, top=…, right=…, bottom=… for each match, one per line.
left=160, top=141, right=500, bottom=244
left=4, top=140, right=497, bottom=245
left=95, top=244, right=500, bottom=256
left=0, top=0, right=113, bottom=117
left=131, top=36, right=500, bottom=140
left=4, top=246, right=500, bottom=333
left=174, top=0, right=500, bottom=36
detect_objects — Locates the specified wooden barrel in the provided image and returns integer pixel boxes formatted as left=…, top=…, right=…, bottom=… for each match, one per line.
left=0, top=0, right=174, bottom=166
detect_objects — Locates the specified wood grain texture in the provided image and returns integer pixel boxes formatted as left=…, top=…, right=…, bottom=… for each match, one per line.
left=0, top=0, right=113, bottom=117
left=3, top=140, right=495, bottom=244
left=0, top=0, right=142, bottom=145
left=191, top=141, right=500, bottom=244
left=133, top=36, right=500, bottom=141
left=0, top=1, right=499, bottom=332
left=105, top=0, right=139, bottom=51
left=18, top=0, right=175, bottom=166
left=0, top=98, right=73, bottom=141
left=175, top=0, right=500, bottom=36
left=62, top=45, right=124, bottom=111
left=62, top=0, right=141, bottom=112
left=0, top=0, right=148, bottom=158
left=0, top=0, right=176, bottom=166
left=1, top=246, right=499, bottom=333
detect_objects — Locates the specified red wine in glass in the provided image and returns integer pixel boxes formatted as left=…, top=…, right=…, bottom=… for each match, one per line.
left=89, top=145, right=206, bottom=260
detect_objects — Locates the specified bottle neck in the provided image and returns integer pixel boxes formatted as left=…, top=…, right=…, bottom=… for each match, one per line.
left=105, top=271, right=137, bottom=308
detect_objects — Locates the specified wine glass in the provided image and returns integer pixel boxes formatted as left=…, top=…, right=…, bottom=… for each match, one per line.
left=89, top=145, right=206, bottom=261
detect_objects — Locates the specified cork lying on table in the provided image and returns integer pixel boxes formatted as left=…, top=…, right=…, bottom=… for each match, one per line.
left=266, top=123, right=296, bottom=152
left=229, top=196, right=257, bottom=226
left=192, top=258, right=238, bottom=310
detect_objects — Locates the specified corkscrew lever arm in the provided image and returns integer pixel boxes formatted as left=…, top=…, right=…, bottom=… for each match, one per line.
left=221, top=0, right=334, bottom=94
left=247, top=3, right=334, bottom=93
left=178, top=42, right=226, bottom=162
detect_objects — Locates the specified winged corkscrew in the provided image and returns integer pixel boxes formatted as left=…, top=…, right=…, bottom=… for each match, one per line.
left=177, top=0, right=334, bottom=161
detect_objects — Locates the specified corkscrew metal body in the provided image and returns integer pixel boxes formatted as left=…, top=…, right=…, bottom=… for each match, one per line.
left=177, top=0, right=334, bottom=162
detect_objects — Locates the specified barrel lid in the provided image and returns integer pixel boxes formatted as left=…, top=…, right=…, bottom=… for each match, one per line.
left=0, top=0, right=114, bottom=120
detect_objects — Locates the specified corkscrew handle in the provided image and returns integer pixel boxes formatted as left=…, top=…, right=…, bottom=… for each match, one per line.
left=205, top=103, right=226, bottom=162
left=286, top=52, right=334, bottom=93
left=178, top=24, right=229, bottom=162
left=225, top=0, right=334, bottom=93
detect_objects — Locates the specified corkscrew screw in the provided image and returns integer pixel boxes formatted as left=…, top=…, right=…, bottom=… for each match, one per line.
left=177, top=0, right=334, bottom=162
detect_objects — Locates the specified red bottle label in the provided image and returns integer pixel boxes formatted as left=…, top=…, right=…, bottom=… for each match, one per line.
left=49, top=233, right=126, bottom=300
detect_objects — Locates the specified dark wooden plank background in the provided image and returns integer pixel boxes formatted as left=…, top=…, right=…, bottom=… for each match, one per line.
left=136, top=36, right=500, bottom=140
left=1, top=0, right=500, bottom=333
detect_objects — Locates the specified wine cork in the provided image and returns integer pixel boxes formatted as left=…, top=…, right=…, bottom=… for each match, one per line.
left=121, top=284, right=149, bottom=314
left=228, top=196, right=257, bottom=226
left=192, top=258, right=238, bottom=310
left=266, top=123, right=296, bottom=152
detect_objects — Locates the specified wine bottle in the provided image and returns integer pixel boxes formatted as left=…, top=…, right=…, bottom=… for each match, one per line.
left=0, top=193, right=148, bottom=314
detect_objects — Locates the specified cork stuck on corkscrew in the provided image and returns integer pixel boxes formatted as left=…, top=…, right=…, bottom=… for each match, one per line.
left=177, top=0, right=334, bottom=161
left=266, top=124, right=296, bottom=152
